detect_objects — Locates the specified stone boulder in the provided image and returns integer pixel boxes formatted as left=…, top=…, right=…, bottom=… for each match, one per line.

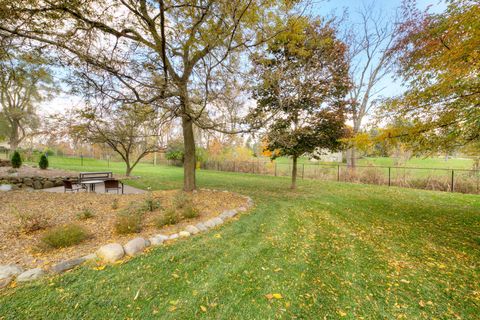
left=50, top=258, right=86, bottom=274
left=0, top=184, right=12, bottom=192
left=179, top=231, right=191, bottom=238
left=0, top=276, right=13, bottom=289
left=43, top=180, right=55, bottom=189
left=17, top=268, right=45, bottom=282
left=123, top=237, right=148, bottom=256
left=33, top=180, right=43, bottom=190
left=195, top=222, right=208, bottom=232
left=0, top=264, right=23, bottom=280
left=149, top=234, right=169, bottom=246
left=97, top=243, right=125, bottom=263
left=168, top=233, right=179, bottom=240
left=185, top=225, right=200, bottom=235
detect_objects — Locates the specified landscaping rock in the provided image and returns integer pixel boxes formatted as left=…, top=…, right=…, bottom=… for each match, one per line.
left=179, top=231, right=191, bottom=238
left=97, top=243, right=125, bottom=263
left=219, top=209, right=237, bottom=219
left=33, top=180, right=43, bottom=190
left=43, top=180, right=55, bottom=189
left=0, top=264, right=23, bottom=280
left=17, top=268, right=45, bottom=282
left=204, top=219, right=217, bottom=228
left=82, top=253, right=97, bottom=261
left=185, top=225, right=200, bottom=234
left=149, top=234, right=168, bottom=246
left=169, top=233, right=179, bottom=240
left=0, top=184, right=12, bottom=192
left=0, top=276, right=13, bottom=289
left=212, top=217, right=224, bottom=225
left=51, top=258, right=86, bottom=274
left=124, top=237, right=148, bottom=256
left=195, top=222, right=208, bottom=232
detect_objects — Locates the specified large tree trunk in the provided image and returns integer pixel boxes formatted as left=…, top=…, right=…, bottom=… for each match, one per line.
left=346, top=147, right=356, bottom=168
left=291, top=156, right=298, bottom=189
left=182, top=116, right=196, bottom=192
left=9, top=123, right=19, bottom=151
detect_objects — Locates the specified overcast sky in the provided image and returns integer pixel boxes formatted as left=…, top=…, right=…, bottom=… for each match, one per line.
left=41, top=0, right=447, bottom=115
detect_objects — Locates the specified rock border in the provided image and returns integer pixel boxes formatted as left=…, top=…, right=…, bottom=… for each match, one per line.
left=0, top=189, right=253, bottom=289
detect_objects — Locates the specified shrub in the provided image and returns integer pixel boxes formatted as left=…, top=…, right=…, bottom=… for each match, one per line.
left=16, top=211, right=49, bottom=234
left=39, top=154, right=49, bottom=169
left=77, top=208, right=94, bottom=220
left=173, top=191, right=190, bottom=209
left=114, top=211, right=142, bottom=234
left=111, top=199, right=119, bottom=210
left=155, top=208, right=180, bottom=228
left=143, top=189, right=161, bottom=212
left=41, top=224, right=88, bottom=249
left=11, top=151, right=22, bottom=168
left=182, top=204, right=199, bottom=219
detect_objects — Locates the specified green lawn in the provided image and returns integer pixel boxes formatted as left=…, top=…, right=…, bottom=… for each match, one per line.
left=1, top=159, right=479, bottom=319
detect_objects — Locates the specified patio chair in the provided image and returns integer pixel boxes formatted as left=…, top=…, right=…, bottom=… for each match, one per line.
left=63, top=179, right=87, bottom=193
left=104, top=179, right=124, bottom=194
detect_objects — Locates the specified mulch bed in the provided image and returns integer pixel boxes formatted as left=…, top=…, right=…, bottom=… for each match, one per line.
left=0, top=189, right=246, bottom=269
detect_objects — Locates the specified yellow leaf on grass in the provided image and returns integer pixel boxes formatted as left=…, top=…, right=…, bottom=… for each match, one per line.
left=337, top=310, right=347, bottom=317
left=214, top=234, right=222, bottom=239
left=168, top=306, right=177, bottom=312
left=265, top=293, right=283, bottom=300
left=93, top=265, right=106, bottom=271
left=172, top=273, right=179, bottom=279
left=200, top=305, right=207, bottom=312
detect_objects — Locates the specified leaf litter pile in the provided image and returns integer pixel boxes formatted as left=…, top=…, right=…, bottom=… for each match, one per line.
left=0, top=189, right=246, bottom=269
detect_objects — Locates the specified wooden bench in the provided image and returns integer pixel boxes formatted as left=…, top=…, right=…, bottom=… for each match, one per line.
left=78, top=172, right=113, bottom=183
left=78, top=172, right=113, bottom=192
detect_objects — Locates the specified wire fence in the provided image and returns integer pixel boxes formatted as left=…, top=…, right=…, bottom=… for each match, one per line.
left=199, top=160, right=480, bottom=195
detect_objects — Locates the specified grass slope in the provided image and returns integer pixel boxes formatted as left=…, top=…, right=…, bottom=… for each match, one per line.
left=1, top=160, right=479, bottom=319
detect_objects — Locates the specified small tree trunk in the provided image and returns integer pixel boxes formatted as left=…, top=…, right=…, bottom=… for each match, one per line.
left=125, top=164, right=132, bottom=177
left=182, top=116, right=196, bottom=192
left=291, top=156, right=298, bottom=189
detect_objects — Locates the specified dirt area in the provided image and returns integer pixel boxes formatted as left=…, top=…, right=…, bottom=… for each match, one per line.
left=0, top=189, right=247, bottom=269
left=0, top=165, right=77, bottom=179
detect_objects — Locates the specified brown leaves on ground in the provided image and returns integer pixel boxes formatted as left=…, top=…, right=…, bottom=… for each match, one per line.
left=0, top=189, right=246, bottom=268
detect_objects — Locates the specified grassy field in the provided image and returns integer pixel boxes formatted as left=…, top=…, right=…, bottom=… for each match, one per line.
left=1, top=158, right=479, bottom=319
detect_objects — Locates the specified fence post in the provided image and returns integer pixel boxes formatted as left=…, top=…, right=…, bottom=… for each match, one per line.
left=302, top=164, right=305, bottom=179
left=451, top=169, right=454, bottom=192
left=81, top=155, right=84, bottom=167
left=388, top=167, right=391, bottom=186
left=337, top=165, right=340, bottom=181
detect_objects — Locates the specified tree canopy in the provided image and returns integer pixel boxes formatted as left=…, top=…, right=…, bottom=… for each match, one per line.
left=250, top=17, right=349, bottom=188
left=381, top=0, right=480, bottom=153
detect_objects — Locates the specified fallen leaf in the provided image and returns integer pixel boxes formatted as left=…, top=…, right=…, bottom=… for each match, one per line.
left=200, top=305, right=207, bottom=312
